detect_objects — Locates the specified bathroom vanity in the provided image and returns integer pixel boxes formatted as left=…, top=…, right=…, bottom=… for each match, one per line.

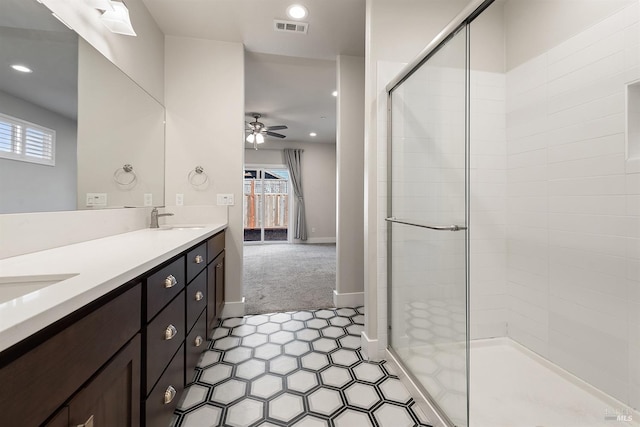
left=0, top=225, right=226, bottom=427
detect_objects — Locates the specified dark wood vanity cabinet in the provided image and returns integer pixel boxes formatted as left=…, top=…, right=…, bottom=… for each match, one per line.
left=0, top=228, right=226, bottom=427
left=0, top=283, right=140, bottom=426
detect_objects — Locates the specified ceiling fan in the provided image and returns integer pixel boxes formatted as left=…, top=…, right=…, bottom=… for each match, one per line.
left=245, top=113, right=287, bottom=150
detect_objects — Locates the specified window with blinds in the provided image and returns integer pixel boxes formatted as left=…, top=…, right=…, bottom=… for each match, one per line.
left=0, top=113, right=55, bottom=166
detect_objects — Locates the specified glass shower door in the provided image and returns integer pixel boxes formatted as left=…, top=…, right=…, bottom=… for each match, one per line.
left=388, top=26, right=469, bottom=426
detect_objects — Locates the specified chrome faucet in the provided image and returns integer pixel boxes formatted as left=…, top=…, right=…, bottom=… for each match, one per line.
left=150, top=207, right=174, bottom=228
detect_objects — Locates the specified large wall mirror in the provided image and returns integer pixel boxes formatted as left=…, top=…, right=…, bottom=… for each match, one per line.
left=0, top=0, right=165, bottom=214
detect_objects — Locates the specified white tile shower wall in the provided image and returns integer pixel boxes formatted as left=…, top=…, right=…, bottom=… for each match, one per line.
left=505, top=3, right=640, bottom=408
left=470, top=70, right=507, bottom=340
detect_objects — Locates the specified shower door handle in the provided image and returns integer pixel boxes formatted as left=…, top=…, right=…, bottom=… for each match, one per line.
left=385, top=217, right=467, bottom=231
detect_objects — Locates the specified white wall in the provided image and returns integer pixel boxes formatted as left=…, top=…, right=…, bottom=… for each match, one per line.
left=504, top=1, right=640, bottom=408
left=468, top=2, right=508, bottom=340
left=0, top=90, right=77, bottom=214
left=164, top=36, right=245, bottom=305
left=337, top=55, right=365, bottom=299
left=504, top=0, right=635, bottom=70
left=245, top=142, right=337, bottom=242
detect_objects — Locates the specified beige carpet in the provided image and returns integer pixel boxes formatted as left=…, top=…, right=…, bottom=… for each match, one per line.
left=243, top=243, right=336, bottom=314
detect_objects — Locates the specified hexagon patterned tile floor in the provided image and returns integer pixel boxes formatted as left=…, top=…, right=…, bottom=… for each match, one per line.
left=173, top=307, right=432, bottom=427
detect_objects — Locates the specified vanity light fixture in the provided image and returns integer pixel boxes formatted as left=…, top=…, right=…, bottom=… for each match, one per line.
left=309, top=132, right=317, bottom=137
left=286, top=4, right=308, bottom=20
left=100, top=1, right=137, bottom=36
left=332, top=90, right=338, bottom=97
left=10, top=65, right=32, bottom=73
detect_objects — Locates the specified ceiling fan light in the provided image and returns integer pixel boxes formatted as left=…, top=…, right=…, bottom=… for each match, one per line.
left=256, top=133, right=265, bottom=144
left=246, top=133, right=255, bottom=143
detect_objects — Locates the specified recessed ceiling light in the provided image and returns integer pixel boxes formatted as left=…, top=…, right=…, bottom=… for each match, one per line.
left=11, top=65, right=32, bottom=73
left=332, top=90, right=338, bottom=97
left=309, top=132, right=317, bottom=137
left=287, top=4, right=308, bottom=20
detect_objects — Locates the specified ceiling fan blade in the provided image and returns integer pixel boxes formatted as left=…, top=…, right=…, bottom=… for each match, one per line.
left=266, top=125, right=288, bottom=131
left=266, top=131, right=286, bottom=139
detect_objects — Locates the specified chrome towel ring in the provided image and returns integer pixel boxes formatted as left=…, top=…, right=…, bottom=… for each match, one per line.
left=114, top=163, right=137, bottom=186
left=188, top=166, right=209, bottom=187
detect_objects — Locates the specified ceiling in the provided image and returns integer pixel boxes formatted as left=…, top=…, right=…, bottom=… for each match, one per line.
left=142, top=0, right=366, bottom=145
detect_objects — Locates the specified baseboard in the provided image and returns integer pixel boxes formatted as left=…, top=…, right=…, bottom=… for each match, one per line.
left=294, top=237, right=336, bottom=244
left=360, top=331, right=379, bottom=361
left=333, top=290, right=364, bottom=308
left=221, top=297, right=245, bottom=318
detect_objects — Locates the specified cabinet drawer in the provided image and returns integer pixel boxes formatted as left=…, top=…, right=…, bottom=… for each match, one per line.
left=145, top=344, right=184, bottom=427
left=186, top=270, right=207, bottom=332
left=0, top=284, right=141, bottom=427
left=186, top=311, right=207, bottom=384
left=146, top=256, right=185, bottom=321
left=186, top=242, right=207, bottom=283
left=146, top=291, right=185, bottom=394
left=207, top=231, right=225, bottom=264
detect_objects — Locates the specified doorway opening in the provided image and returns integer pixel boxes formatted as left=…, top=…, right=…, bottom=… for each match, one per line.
left=243, top=167, right=291, bottom=243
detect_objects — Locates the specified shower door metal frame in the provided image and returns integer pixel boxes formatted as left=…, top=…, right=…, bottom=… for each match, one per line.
left=385, top=1, right=495, bottom=426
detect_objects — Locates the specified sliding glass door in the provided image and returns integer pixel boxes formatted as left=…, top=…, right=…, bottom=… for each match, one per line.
left=243, top=167, right=290, bottom=243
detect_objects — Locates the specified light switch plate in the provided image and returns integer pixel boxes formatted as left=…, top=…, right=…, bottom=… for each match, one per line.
left=86, top=193, right=107, bottom=207
left=144, top=193, right=153, bottom=206
left=216, top=194, right=235, bottom=206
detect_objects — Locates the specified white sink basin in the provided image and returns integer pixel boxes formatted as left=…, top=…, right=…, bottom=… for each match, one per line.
left=158, top=225, right=205, bottom=231
left=0, top=274, right=78, bottom=304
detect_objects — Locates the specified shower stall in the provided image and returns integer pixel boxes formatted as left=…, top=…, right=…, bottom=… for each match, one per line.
left=385, top=0, right=640, bottom=426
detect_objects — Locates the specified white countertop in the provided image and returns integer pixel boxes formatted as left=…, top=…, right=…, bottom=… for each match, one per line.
left=0, top=224, right=226, bottom=353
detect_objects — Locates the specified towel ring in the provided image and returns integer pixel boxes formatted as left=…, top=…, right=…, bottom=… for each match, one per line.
left=114, top=164, right=137, bottom=186
left=188, top=166, right=209, bottom=187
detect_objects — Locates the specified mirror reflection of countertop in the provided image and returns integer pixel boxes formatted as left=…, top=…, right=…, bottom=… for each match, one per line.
left=0, top=224, right=227, bottom=353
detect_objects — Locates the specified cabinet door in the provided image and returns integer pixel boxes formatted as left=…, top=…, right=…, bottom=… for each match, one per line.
left=67, top=334, right=141, bottom=427
left=215, top=252, right=225, bottom=321
left=207, top=252, right=225, bottom=334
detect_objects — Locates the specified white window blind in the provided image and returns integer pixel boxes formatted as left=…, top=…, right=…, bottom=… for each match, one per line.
left=0, top=112, right=55, bottom=166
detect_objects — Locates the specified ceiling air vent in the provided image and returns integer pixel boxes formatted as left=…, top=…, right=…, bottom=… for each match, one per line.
left=274, top=19, right=308, bottom=34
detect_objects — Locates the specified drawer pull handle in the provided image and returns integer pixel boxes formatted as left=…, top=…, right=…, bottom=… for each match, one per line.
left=164, top=324, right=178, bottom=340
left=164, top=274, right=177, bottom=288
left=195, top=291, right=204, bottom=301
left=195, top=255, right=204, bottom=264
left=164, top=385, right=177, bottom=405
left=77, top=415, right=94, bottom=427
left=194, top=335, right=204, bottom=347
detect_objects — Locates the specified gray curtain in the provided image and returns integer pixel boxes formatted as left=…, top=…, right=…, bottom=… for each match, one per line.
left=283, top=148, right=307, bottom=241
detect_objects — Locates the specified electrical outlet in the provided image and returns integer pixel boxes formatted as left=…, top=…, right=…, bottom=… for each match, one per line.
left=216, top=194, right=235, bottom=206
left=176, top=193, right=184, bottom=206
left=311, top=227, right=316, bottom=233
left=86, top=193, right=107, bottom=207
left=144, top=193, right=153, bottom=206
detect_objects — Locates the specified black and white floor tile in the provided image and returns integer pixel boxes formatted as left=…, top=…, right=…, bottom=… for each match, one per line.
left=173, top=307, right=433, bottom=427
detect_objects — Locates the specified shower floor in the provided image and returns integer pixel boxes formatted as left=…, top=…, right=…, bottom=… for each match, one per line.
left=469, top=338, right=639, bottom=427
